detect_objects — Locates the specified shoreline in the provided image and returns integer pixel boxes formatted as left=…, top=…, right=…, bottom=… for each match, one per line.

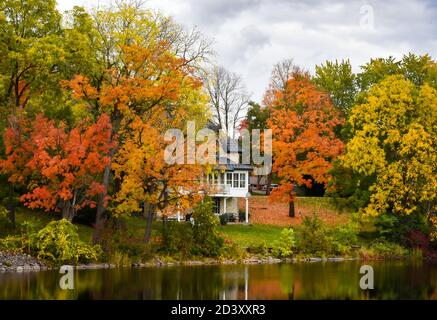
left=1, top=251, right=422, bottom=273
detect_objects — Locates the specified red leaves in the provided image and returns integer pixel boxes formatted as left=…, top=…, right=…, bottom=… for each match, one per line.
left=266, top=76, right=345, bottom=202
left=0, top=113, right=113, bottom=214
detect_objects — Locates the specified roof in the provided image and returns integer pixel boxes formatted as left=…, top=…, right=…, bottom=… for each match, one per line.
left=215, top=157, right=253, bottom=171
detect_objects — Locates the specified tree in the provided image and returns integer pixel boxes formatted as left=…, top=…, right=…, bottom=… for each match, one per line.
left=0, top=0, right=65, bottom=117
left=342, top=75, right=436, bottom=239
left=357, top=54, right=437, bottom=92
left=203, top=65, right=250, bottom=137
left=266, top=74, right=344, bottom=217
left=63, top=2, right=210, bottom=242
left=261, top=59, right=308, bottom=195
left=112, top=114, right=206, bottom=243
left=270, top=59, right=302, bottom=91
left=0, top=113, right=113, bottom=221
left=314, top=59, right=357, bottom=118
left=242, top=101, right=271, bottom=190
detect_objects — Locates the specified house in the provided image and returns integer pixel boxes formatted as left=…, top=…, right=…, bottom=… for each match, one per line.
left=206, top=138, right=253, bottom=223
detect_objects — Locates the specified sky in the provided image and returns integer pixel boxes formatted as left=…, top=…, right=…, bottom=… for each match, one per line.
left=57, top=0, right=437, bottom=102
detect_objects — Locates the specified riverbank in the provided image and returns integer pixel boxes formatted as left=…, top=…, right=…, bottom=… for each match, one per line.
left=1, top=250, right=414, bottom=273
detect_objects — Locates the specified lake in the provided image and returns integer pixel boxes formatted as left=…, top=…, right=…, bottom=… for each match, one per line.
left=0, top=260, right=436, bottom=299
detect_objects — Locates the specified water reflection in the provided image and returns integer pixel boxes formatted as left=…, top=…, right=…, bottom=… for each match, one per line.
left=0, top=260, right=436, bottom=300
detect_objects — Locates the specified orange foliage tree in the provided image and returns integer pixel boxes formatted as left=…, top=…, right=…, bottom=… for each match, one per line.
left=0, top=113, right=113, bottom=221
left=265, top=74, right=344, bottom=217
left=112, top=113, right=206, bottom=243
left=65, top=41, right=206, bottom=240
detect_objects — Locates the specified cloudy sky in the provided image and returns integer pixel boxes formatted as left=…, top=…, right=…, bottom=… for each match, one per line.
left=57, top=0, right=437, bottom=101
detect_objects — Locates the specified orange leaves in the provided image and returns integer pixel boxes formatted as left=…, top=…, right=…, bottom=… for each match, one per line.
left=0, top=113, right=113, bottom=214
left=266, top=76, right=345, bottom=201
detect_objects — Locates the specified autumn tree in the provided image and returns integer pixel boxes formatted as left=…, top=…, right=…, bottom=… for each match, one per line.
left=266, top=74, right=344, bottom=217
left=64, top=2, right=210, bottom=241
left=342, top=75, right=436, bottom=239
left=112, top=113, right=206, bottom=243
left=0, top=114, right=113, bottom=221
left=328, top=54, right=437, bottom=215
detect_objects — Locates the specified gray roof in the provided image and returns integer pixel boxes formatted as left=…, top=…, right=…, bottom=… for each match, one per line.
left=215, top=157, right=253, bottom=171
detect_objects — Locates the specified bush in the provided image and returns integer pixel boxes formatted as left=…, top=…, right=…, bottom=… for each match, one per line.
left=330, top=221, right=359, bottom=255
left=191, top=198, right=224, bottom=257
left=271, top=228, right=296, bottom=258
left=0, top=235, right=27, bottom=253
left=221, top=239, right=245, bottom=259
left=34, top=219, right=102, bottom=265
left=247, top=242, right=269, bottom=256
left=375, top=212, right=430, bottom=244
left=367, top=240, right=409, bottom=258
left=219, top=214, right=229, bottom=225
left=162, top=221, right=194, bottom=257
left=295, top=214, right=335, bottom=256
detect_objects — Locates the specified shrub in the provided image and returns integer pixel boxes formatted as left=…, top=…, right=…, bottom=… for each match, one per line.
left=364, top=239, right=409, bottom=258
left=0, top=235, right=27, bottom=253
left=219, top=214, right=229, bottom=225
left=271, top=228, right=296, bottom=258
left=191, top=198, right=224, bottom=257
left=162, top=221, right=194, bottom=257
left=375, top=212, right=430, bottom=244
left=330, top=221, right=359, bottom=255
left=34, top=219, right=102, bottom=265
left=221, top=239, right=245, bottom=259
left=295, top=214, right=334, bottom=256
left=247, top=242, right=269, bottom=256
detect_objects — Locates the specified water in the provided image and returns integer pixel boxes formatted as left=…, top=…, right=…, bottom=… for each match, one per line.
left=0, top=260, right=436, bottom=299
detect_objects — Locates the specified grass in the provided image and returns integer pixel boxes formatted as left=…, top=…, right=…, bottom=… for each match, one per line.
left=218, top=224, right=283, bottom=248
left=1, top=195, right=353, bottom=249
left=0, top=207, right=94, bottom=243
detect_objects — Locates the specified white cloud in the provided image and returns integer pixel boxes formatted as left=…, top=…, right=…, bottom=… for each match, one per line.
left=57, top=0, right=437, bottom=101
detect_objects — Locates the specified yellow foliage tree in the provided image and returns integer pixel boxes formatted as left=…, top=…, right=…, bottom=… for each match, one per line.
left=342, top=75, right=437, bottom=238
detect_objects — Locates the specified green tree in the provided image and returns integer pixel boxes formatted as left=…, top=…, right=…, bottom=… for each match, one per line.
left=314, top=59, right=357, bottom=118
left=245, top=101, right=270, bottom=131
left=357, top=54, right=437, bottom=92
left=0, top=0, right=65, bottom=118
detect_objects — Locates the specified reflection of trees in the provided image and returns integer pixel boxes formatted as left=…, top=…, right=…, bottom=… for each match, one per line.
left=0, top=261, right=436, bottom=299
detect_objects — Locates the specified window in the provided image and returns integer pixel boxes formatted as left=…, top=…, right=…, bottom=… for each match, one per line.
left=220, top=173, right=224, bottom=185
left=233, top=173, right=239, bottom=188
left=240, top=173, right=246, bottom=188
left=226, top=173, right=232, bottom=186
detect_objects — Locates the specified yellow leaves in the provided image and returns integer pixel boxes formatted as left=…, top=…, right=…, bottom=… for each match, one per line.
left=342, top=135, right=386, bottom=175
left=344, top=75, right=436, bottom=218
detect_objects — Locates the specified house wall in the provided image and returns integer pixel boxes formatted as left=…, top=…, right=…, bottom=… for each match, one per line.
left=219, top=197, right=238, bottom=214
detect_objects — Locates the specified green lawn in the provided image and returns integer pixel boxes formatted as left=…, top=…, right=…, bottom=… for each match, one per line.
left=218, top=224, right=283, bottom=248
left=0, top=207, right=94, bottom=243
left=2, top=208, right=285, bottom=249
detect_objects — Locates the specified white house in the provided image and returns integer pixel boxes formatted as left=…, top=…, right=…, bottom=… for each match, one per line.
left=206, top=139, right=253, bottom=223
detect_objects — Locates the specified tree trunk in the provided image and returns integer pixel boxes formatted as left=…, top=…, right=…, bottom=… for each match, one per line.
left=288, top=200, right=295, bottom=218
left=265, top=172, right=272, bottom=195
left=162, top=215, right=169, bottom=244
left=93, top=162, right=112, bottom=243
left=7, top=202, right=16, bottom=229
left=62, top=201, right=74, bottom=222
left=144, top=202, right=156, bottom=244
